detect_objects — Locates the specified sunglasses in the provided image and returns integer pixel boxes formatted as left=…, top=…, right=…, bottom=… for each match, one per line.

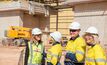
left=70, top=29, right=78, bottom=32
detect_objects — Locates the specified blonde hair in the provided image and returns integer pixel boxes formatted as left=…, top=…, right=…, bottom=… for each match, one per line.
left=83, top=33, right=100, bottom=44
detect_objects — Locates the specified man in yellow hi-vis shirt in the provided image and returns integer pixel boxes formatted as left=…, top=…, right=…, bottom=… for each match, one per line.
left=83, top=26, right=106, bottom=65
left=65, top=22, right=86, bottom=65
left=46, top=31, right=62, bottom=65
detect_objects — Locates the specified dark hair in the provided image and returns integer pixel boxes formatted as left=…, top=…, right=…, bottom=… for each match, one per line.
left=38, top=40, right=42, bottom=44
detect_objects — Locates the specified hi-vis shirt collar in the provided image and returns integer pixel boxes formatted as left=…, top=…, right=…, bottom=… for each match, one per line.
left=70, top=35, right=79, bottom=41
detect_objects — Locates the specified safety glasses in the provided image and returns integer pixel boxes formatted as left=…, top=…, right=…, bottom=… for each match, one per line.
left=34, top=34, right=42, bottom=37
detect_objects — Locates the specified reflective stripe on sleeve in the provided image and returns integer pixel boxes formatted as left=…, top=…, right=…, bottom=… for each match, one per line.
left=86, top=58, right=95, bottom=62
left=95, top=58, right=106, bottom=62
left=76, top=50, right=84, bottom=55
left=67, top=50, right=74, bottom=54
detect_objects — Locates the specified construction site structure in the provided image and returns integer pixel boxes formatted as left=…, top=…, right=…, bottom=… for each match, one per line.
left=3, top=26, right=31, bottom=46
left=0, top=0, right=50, bottom=45
left=0, top=0, right=107, bottom=51
left=0, top=0, right=74, bottom=46
left=6, top=26, right=31, bottom=39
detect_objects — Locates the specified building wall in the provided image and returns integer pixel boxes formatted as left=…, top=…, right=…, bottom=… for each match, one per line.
left=39, top=16, right=50, bottom=30
left=23, top=13, right=40, bottom=28
left=0, top=10, right=49, bottom=37
left=50, top=8, right=74, bottom=38
left=0, top=10, right=22, bottom=38
left=74, top=1, right=107, bottom=48
left=23, top=13, right=50, bottom=45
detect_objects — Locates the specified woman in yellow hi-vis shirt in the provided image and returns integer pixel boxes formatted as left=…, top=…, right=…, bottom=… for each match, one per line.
left=83, top=26, right=106, bottom=65
left=46, top=31, right=62, bottom=65
left=24, top=28, right=44, bottom=65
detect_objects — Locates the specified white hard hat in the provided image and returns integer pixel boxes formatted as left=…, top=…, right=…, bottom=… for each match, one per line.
left=32, top=28, right=42, bottom=35
left=50, top=31, right=62, bottom=42
left=86, top=26, right=98, bottom=34
left=69, top=22, right=80, bottom=29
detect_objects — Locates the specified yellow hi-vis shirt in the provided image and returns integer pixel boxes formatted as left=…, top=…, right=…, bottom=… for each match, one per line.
left=47, top=43, right=62, bottom=65
left=86, top=44, right=106, bottom=65
left=28, top=41, right=43, bottom=65
left=66, top=37, right=86, bottom=62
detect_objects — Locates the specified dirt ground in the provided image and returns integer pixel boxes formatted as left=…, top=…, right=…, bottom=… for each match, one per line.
left=0, top=45, right=25, bottom=65
left=0, top=44, right=106, bottom=65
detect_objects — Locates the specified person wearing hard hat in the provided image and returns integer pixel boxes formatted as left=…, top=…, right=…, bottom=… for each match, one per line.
left=24, top=28, right=44, bottom=65
left=46, top=31, right=62, bottom=65
left=65, top=22, right=86, bottom=65
left=83, top=26, right=107, bottom=65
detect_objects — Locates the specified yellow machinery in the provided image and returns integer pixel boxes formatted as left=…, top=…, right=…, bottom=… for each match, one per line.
left=6, top=26, right=31, bottom=46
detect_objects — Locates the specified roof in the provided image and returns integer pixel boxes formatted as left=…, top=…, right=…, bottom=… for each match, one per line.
left=54, top=0, right=107, bottom=9
left=61, top=0, right=106, bottom=5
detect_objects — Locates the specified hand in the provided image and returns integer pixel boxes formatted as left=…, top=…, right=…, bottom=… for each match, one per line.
left=62, top=51, right=67, bottom=56
left=34, top=49, right=40, bottom=52
left=34, top=49, right=38, bottom=52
